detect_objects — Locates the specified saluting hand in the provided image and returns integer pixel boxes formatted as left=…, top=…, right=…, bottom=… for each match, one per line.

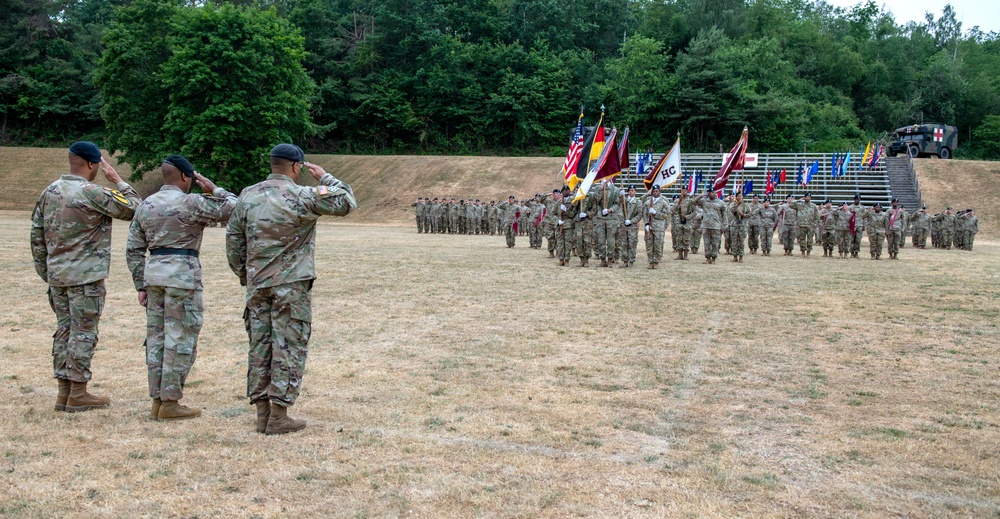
left=101, top=157, right=123, bottom=184
left=304, top=162, right=326, bottom=181
left=193, top=171, right=217, bottom=193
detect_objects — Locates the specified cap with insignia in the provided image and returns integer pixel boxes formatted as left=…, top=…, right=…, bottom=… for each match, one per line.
left=509, top=195, right=515, bottom=199
left=825, top=199, right=831, bottom=204
left=652, top=184, right=660, bottom=191
left=163, top=154, right=195, bottom=177
left=628, top=185, right=635, bottom=190
left=804, top=192, right=811, bottom=197
left=69, top=141, right=102, bottom=163
left=552, top=189, right=560, bottom=194
left=891, top=198, right=899, bottom=203
left=269, top=143, right=304, bottom=162
left=854, top=194, right=861, bottom=200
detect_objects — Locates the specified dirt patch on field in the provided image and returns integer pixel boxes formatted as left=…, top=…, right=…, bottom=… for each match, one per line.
left=915, top=158, right=1000, bottom=237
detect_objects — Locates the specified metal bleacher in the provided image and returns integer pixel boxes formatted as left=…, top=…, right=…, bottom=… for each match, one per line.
left=612, top=153, right=893, bottom=207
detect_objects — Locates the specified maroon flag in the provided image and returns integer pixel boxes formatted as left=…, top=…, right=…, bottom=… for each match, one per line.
left=889, top=207, right=902, bottom=229
left=617, top=127, right=630, bottom=174
left=512, top=211, right=520, bottom=234
left=533, top=207, right=546, bottom=227
left=712, top=127, right=749, bottom=192
left=850, top=211, right=857, bottom=236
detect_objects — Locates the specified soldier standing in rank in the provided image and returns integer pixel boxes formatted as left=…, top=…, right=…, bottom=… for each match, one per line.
left=543, top=190, right=561, bottom=257
left=961, top=209, right=979, bottom=251
left=910, top=206, right=930, bottom=248
left=589, top=180, right=620, bottom=267
left=423, top=197, right=433, bottom=234
left=642, top=185, right=670, bottom=268
left=669, top=194, right=680, bottom=254
left=413, top=197, right=425, bottom=233
left=834, top=202, right=853, bottom=259
left=690, top=205, right=703, bottom=254
left=670, top=190, right=693, bottom=261
left=497, top=195, right=519, bottom=248
left=934, top=207, right=956, bottom=249
left=728, top=193, right=749, bottom=262
left=756, top=197, right=777, bottom=256
left=747, top=194, right=762, bottom=254
left=819, top=200, right=837, bottom=257
left=555, top=188, right=576, bottom=266
left=694, top=189, right=727, bottom=264
left=487, top=200, right=498, bottom=236
left=126, top=155, right=236, bottom=420
left=791, top=192, right=819, bottom=256
left=863, top=203, right=888, bottom=260
left=886, top=198, right=907, bottom=259
left=777, top=195, right=798, bottom=256
left=573, top=189, right=596, bottom=267
left=31, top=141, right=141, bottom=412
left=619, top=185, right=643, bottom=268
left=529, top=195, right=545, bottom=249
left=849, top=195, right=866, bottom=258
left=429, top=198, right=441, bottom=233
left=226, top=144, right=356, bottom=435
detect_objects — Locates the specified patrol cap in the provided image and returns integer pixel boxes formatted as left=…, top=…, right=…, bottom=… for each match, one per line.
left=69, top=141, right=102, bottom=163
left=163, top=154, right=195, bottom=177
left=269, top=143, right=304, bottom=162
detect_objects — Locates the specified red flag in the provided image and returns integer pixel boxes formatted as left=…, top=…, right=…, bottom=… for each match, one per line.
left=712, top=127, right=749, bottom=192
left=849, top=211, right=856, bottom=235
left=533, top=207, right=546, bottom=227
left=765, top=171, right=775, bottom=195
left=593, top=131, right=622, bottom=182
left=889, top=206, right=901, bottom=229
left=617, top=128, right=630, bottom=173
left=512, top=211, right=520, bottom=234
left=779, top=169, right=786, bottom=184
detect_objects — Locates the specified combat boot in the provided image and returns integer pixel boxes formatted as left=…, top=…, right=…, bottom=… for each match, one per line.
left=151, top=398, right=161, bottom=420
left=255, top=400, right=271, bottom=433
left=65, top=381, right=110, bottom=412
left=264, top=403, right=307, bottom=435
left=583, top=258, right=589, bottom=267
left=54, top=379, right=70, bottom=412
left=549, top=251, right=555, bottom=258
left=600, top=258, right=608, bottom=267
left=738, top=256, right=743, bottom=263
left=157, top=400, right=201, bottom=421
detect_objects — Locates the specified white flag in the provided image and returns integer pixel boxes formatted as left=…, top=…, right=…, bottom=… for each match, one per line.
left=643, top=138, right=682, bottom=190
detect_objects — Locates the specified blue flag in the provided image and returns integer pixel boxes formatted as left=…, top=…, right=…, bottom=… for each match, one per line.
left=743, top=179, right=753, bottom=195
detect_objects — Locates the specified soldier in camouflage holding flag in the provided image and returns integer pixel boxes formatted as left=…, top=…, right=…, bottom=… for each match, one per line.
left=126, top=155, right=237, bottom=421
left=227, top=144, right=356, bottom=435
left=31, top=141, right=141, bottom=412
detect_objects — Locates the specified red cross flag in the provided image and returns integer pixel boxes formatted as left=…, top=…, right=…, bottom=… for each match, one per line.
left=934, top=128, right=944, bottom=142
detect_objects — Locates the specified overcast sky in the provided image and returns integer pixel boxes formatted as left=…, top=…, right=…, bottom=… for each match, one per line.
left=822, top=0, right=1000, bottom=33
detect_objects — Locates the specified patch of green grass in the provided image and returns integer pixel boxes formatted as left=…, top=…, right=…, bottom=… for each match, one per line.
left=743, top=472, right=778, bottom=487
left=219, top=407, right=247, bottom=418
left=851, top=427, right=914, bottom=441
left=424, top=416, right=446, bottom=428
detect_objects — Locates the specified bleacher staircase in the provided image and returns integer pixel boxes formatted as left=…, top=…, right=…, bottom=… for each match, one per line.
left=883, top=156, right=923, bottom=211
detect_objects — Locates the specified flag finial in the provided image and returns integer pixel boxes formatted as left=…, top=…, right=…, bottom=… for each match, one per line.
left=600, top=104, right=606, bottom=114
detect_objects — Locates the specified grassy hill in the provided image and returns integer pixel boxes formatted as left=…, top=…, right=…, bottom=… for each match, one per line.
left=5, top=146, right=996, bottom=235
left=914, top=158, right=1000, bottom=237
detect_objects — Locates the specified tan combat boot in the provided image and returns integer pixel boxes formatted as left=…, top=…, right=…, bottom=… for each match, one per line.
left=264, top=403, right=307, bottom=435
left=157, top=400, right=201, bottom=421
left=255, top=400, right=271, bottom=433
left=54, top=379, right=70, bottom=412
left=151, top=398, right=161, bottom=420
left=549, top=251, right=555, bottom=258
left=65, top=381, right=110, bottom=412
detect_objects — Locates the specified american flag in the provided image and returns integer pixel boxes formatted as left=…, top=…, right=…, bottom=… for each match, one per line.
left=562, top=114, right=586, bottom=184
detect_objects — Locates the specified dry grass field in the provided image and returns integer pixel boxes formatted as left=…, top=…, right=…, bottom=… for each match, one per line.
left=1, top=210, right=998, bottom=517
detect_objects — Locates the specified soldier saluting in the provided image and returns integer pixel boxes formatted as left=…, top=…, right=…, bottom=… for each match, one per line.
left=226, top=144, right=356, bottom=435
left=126, top=155, right=237, bottom=421
left=31, top=141, right=141, bottom=412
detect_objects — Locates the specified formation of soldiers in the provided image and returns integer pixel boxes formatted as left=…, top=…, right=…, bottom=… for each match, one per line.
left=32, top=142, right=355, bottom=435
left=415, top=180, right=980, bottom=266
left=413, top=196, right=550, bottom=249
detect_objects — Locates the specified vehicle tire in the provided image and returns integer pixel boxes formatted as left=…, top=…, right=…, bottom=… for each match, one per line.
left=907, top=144, right=920, bottom=158
left=887, top=149, right=897, bottom=157
left=940, top=147, right=951, bottom=159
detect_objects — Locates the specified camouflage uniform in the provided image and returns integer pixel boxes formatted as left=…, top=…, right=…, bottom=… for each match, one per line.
left=543, top=195, right=559, bottom=255
left=933, top=211, right=956, bottom=249
left=555, top=200, right=576, bottom=263
left=497, top=200, right=519, bottom=247
left=886, top=205, right=907, bottom=258
left=574, top=193, right=595, bottom=263
left=126, top=185, right=237, bottom=402
left=620, top=194, right=643, bottom=265
left=747, top=200, right=762, bottom=253
left=589, top=183, right=620, bottom=264
left=910, top=211, right=930, bottom=248
left=863, top=208, right=888, bottom=259
left=414, top=200, right=425, bottom=233
left=849, top=202, right=866, bottom=256
left=963, top=213, right=979, bottom=251
left=777, top=202, right=798, bottom=254
left=528, top=200, right=543, bottom=248
left=422, top=201, right=433, bottom=233
left=819, top=207, right=837, bottom=256
left=487, top=203, right=499, bottom=236
left=690, top=206, right=703, bottom=253
left=30, top=174, right=140, bottom=382
left=728, top=199, right=749, bottom=258
left=835, top=207, right=853, bottom=256
left=756, top=204, right=777, bottom=255
left=226, top=173, right=355, bottom=407
left=643, top=194, right=671, bottom=265
left=791, top=199, right=819, bottom=254
left=669, top=197, right=694, bottom=255
left=696, top=196, right=727, bottom=261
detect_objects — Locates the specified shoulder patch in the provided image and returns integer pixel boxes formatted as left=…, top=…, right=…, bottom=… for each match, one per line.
left=105, top=188, right=131, bottom=206
left=316, top=185, right=329, bottom=196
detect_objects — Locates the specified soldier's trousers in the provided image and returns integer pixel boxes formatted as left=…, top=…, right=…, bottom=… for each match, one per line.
left=545, top=221, right=557, bottom=252
left=576, top=220, right=593, bottom=259
left=759, top=226, right=774, bottom=253
left=691, top=226, right=702, bottom=251
left=941, top=230, right=953, bottom=249
left=145, top=286, right=202, bottom=401
left=245, top=280, right=312, bottom=407
left=673, top=223, right=691, bottom=253
left=505, top=221, right=516, bottom=247
left=822, top=230, right=836, bottom=252
left=887, top=229, right=902, bottom=256
left=530, top=223, right=541, bottom=248
left=622, top=225, right=639, bottom=263
left=644, top=226, right=665, bottom=264
left=424, top=216, right=432, bottom=233
left=671, top=225, right=679, bottom=252
left=797, top=226, right=814, bottom=252
left=594, top=218, right=617, bottom=259
left=450, top=217, right=459, bottom=233
left=868, top=232, right=885, bottom=257
left=723, top=227, right=732, bottom=253
left=837, top=230, right=851, bottom=254
left=954, top=231, right=965, bottom=249
left=748, top=224, right=760, bottom=251
left=489, top=218, right=498, bottom=235
left=912, top=229, right=927, bottom=248
left=965, top=231, right=976, bottom=251
left=555, top=225, right=573, bottom=260
left=851, top=229, right=864, bottom=254
left=48, top=280, right=105, bottom=382
left=615, top=223, right=625, bottom=260
left=731, top=225, right=747, bottom=257
left=702, top=229, right=722, bottom=259
left=781, top=227, right=796, bottom=251
left=416, top=216, right=423, bottom=233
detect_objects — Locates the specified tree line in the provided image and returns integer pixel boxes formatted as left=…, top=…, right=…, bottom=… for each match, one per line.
left=1, top=0, right=998, bottom=188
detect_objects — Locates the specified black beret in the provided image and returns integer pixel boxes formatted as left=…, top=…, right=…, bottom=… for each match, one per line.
left=854, top=194, right=861, bottom=200
left=891, top=198, right=898, bottom=203
left=874, top=202, right=882, bottom=207
left=269, top=143, right=304, bottom=162
left=672, top=194, right=679, bottom=199
left=552, top=189, right=560, bottom=193
left=841, top=201, right=849, bottom=206
left=69, top=141, right=102, bottom=163
left=652, top=184, right=661, bottom=190
left=163, top=154, right=195, bottom=177
left=628, top=185, right=635, bottom=190
left=804, top=192, right=811, bottom=197
left=824, top=199, right=831, bottom=204
left=967, top=208, right=973, bottom=212
left=946, top=207, right=952, bottom=210
left=509, top=195, right=515, bottom=199
left=752, top=194, right=759, bottom=198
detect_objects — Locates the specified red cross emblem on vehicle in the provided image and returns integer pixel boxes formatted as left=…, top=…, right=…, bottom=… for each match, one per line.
left=934, top=128, right=944, bottom=142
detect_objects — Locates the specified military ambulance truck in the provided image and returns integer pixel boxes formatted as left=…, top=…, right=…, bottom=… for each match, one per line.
left=886, top=123, right=958, bottom=159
